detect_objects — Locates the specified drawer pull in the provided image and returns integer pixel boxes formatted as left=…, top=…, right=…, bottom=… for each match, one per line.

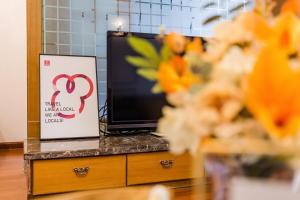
left=160, top=160, right=173, bottom=169
left=73, top=167, right=89, bottom=177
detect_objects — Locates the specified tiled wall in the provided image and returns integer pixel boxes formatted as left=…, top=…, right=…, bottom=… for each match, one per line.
left=43, top=0, right=254, bottom=107
left=43, top=0, right=96, bottom=55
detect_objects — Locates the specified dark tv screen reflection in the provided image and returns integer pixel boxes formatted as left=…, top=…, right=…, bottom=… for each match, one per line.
left=107, top=32, right=167, bottom=131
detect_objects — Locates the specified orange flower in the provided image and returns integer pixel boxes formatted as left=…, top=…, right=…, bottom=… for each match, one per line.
left=281, top=0, right=300, bottom=16
left=214, top=12, right=300, bottom=52
left=246, top=45, right=300, bottom=139
left=271, top=12, right=300, bottom=55
left=238, top=12, right=272, bottom=41
left=237, top=12, right=300, bottom=55
left=158, top=56, right=200, bottom=93
left=165, top=33, right=187, bottom=54
left=186, top=38, right=204, bottom=56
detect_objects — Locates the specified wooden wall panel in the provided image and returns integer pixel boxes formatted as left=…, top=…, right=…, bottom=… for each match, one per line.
left=27, top=0, right=42, bottom=139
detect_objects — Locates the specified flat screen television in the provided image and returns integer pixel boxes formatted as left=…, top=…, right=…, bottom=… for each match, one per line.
left=107, top=31, right=167, bottom=131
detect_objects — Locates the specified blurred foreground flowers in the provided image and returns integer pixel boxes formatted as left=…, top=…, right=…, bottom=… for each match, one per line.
left=127, top=0, right=300, bottom=154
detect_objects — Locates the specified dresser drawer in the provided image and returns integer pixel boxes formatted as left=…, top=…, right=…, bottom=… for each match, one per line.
left=127, top=152, right=197, bottom=185
left=32, top=155, right=126, bottom=195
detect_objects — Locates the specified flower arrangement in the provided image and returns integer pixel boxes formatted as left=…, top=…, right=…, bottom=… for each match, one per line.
left=126, top=0, right=300, bottom=155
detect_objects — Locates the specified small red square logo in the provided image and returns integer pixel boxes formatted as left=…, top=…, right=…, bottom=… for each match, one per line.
left=44, top=60, right=50, bottom=66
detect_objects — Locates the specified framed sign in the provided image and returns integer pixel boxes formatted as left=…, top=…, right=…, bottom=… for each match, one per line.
left=40, top=55, right=99, bottom=139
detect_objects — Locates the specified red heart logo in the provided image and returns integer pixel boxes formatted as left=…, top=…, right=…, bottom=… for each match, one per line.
left=51, top=74, right=94, bottom=119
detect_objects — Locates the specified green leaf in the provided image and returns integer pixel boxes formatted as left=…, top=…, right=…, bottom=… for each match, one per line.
left=189, top=84, right=204, bottom=94
left=199, top=63, right=212, bottom=82
left=202, top=2, right=217, bottom=9
left=126, top=56, right=157, bottom=68
left=202, top=15, right=222, bottom=25
left=137, top=69, right=158, bottom=81
left=229, top=1, right=251, bottom=13
left=127, top=36, right=160, bottom=65
left=151, top=83, right=163, bottom=94
left=160, top=45, right=173, bottom=61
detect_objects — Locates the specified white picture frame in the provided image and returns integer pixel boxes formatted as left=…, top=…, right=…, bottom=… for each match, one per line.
left=40, top=55, right=99, bottom=140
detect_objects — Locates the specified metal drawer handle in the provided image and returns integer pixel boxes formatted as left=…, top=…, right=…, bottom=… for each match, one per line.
left=160, top=160, right=173, bottom=169
left=73, top=167, right=89, bottom=177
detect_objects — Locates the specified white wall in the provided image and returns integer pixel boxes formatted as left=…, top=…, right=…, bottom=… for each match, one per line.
left=0, top=0, right=27, bottom=142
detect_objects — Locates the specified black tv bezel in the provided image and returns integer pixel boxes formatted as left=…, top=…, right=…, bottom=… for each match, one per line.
left=107, top=31, right=162, bottom=131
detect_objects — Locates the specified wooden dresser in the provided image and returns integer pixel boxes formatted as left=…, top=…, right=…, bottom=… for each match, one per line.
left=24, top=134, right=202, bottom=196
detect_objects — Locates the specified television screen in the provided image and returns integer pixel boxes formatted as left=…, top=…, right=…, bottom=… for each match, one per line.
left=107, top=31, right=167, bottom=131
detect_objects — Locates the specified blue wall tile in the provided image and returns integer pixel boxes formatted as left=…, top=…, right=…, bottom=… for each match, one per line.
left=43, top=0, right=255, bottom=108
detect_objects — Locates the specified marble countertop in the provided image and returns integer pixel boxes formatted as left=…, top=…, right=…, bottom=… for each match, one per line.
left=24, top=133, right=169, bottom=160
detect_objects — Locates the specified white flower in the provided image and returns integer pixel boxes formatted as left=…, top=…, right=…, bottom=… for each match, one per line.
left=214, top=119, right=265, bottom=139
left=194, top=80, right=244, bottom=122
left=213, top=46, right=255, bottom=82
left=157, top=101, right=223, bottom=155
left=213, top=20, right=252, bottom=44
left=158, top=80, right=245, bottom=155
left=204, top=40, right=228, bottom=62
left=205, top=14, right=259, bottom=63
left=158, top=107, right=203, bottom=155
left=166, top=91, right=191, bottom=107
left=148, top=185, right=170, bottom=200
left=214, top=122, right=243, bottom=139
